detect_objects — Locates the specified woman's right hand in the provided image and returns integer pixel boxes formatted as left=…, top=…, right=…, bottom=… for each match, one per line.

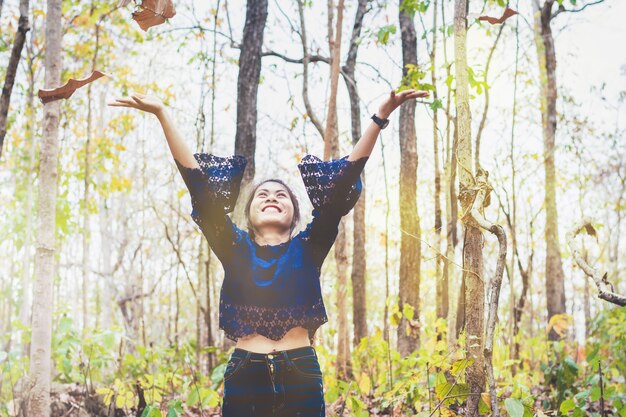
left=108, top=93, right=165, bottom=116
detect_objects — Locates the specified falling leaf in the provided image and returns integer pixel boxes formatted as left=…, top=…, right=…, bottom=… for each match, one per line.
left=129, top=0, right=176, bottom=31
left=37, top=70, right=109, bottom=104
left=583, top=223, right=597, bottom=237
left=478, top=7, right=518, bottom=25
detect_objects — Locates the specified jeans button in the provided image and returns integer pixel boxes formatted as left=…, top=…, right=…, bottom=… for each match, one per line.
left=267, top=354, right=274, bottom=359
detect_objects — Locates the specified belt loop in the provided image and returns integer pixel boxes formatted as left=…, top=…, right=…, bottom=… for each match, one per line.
left=243, top=351, right=251, bottom=367
left=281, top=350, right=293, bottom=371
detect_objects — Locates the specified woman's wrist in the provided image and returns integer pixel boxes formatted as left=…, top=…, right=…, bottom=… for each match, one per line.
left=376, top=109, right=392, bottom=120
left=155, top=106, right=168, bottom=121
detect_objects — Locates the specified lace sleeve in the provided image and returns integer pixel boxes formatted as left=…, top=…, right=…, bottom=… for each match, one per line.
left=297, top=154, right=368, bottom=266
left=175, top=153, right=247, bottom=264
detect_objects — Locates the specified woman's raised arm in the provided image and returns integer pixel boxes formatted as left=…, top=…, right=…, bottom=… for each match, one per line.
left=108, top=93, right=198, bottom=169
left=348, top=89, right=429, bottom=162
left=109, top=93, right=247, bottom=265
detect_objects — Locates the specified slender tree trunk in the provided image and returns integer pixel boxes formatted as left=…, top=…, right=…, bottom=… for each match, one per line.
left=82, top=19, right=102, bottom=330
left=20, top=39, right=37, bottom=359
left=474, top=24, right=504, bottom=172
left=440, top=0, right=458, bottom=343
left=296, top=0, right=324, bottom=138
left=324, top=0, right=350, bottom=378
left=233, top=0, right=268, bottom=221
left=99, top=198, right=113, bottom=329
left=397, top=1, right=421, bottom=356
left=583, top=251, right=591, bottom=340
left=83, top=90, right=93, bottom=330
left=342, top=0, right=369, bottom=348
left=0, top=0, right=30, bottom=158
left=27, top=0, right=62, bottom=414
left=454, top=0, right=485, bottom=415
left=533, top=0, right=566, bottom=340
left=323, top=0, right=344, bottom=161
left=431, top=0, right=447, bottom=327
left=205, top=239, right=215, bottom=372
left=335, top=219, right=350, bottom=378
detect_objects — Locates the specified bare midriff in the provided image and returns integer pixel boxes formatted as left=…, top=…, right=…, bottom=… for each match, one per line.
left=234, top=326, right=311, bottom=353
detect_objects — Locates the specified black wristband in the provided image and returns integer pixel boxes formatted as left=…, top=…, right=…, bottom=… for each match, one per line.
left=371, top=113, right=389, bottom=129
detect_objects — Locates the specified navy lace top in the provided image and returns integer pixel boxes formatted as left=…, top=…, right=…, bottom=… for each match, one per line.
left=175, top=153, right=368, bottom=344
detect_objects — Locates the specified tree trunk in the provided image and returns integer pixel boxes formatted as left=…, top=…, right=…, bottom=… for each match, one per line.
left=99, top=197, right=113, bottom=329
left=454, top=0, right=485, bottom=415
left=0, top=0, right=30, bottom=158
left=440, top=0, right=458, bottom=342
left=335, top=219, right=350, bottom=378
left=296, top=0, right=324, bottom=138
left=233, top=0, right=268, bottom=222
left=205, top=239, right=215, bottom=372
left=397, top=1, right=421, bottom=356
left=431, top=0, right=447, bottom=328
left=324, top=0, right=350, bottom=378
left=342, top=0, right=369, bottom=348
left=533, top=0, right=566, bottom=340
left=19, top=38, right=37, bottom=359
left=27, top=0, right=62, bottom=414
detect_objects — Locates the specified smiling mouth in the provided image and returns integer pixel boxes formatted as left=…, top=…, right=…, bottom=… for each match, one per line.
left=262, top=205, right=282, bottom=213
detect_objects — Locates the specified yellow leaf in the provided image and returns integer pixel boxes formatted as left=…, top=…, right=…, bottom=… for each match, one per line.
left=402, top=303, right=414, bottom=320
left=547, top=313, right=573, bottom=337
left=481, top=392, right=491, bottom=411
left=441, top=406, right=458, bottom=416
left=358, top=372, right=371, bottom=394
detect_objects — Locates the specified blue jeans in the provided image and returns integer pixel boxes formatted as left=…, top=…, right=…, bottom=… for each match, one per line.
left=222, top=345, right=325, bottom=417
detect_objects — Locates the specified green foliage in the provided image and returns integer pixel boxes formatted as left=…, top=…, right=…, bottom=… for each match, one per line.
left=505, top=398, right=525, bottom=417
left=400, top=0, right=430, bottom=16
left=398, top=64, right=435, bottom=93
left=556, top=307, right=626, bottom=416
left=4, top=306, right=626, bottom=417
left=467, top=66, right=489, bottom=95
left=377, top=25, right=396, bottom=45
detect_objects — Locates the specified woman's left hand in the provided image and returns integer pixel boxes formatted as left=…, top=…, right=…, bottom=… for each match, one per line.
left=378, top=88, right=429, bottom=119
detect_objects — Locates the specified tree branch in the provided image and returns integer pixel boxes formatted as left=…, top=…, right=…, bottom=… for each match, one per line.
left=551, top=0, right=605, bottom=19
left=567, top=217, right=626, bottom=306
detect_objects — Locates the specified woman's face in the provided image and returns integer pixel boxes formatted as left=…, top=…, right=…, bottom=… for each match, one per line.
left=248, top=181, right=294, bottom=234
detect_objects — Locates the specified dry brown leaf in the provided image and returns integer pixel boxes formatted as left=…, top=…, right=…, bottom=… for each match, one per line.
left=584, top=223, right=597, bottom=237
left=37, top=70, right=109, bottom=104
left=131, top=0, right=176, bottom=31
left=478, top=7, right=518, bottom=25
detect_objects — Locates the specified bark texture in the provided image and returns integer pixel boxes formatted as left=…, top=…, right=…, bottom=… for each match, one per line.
left=0, top=0, right=30, bottom=158
left=233, top=0, right=268, bottom=223
left=343, top=0, right=370, bottom=347
left=454, top=0, right=485, bottom=414
left=27, top=0, right=62, bottom=415
left=397, top=2, right=421, bottom=356
left=533, top=0, right=566, bottom=340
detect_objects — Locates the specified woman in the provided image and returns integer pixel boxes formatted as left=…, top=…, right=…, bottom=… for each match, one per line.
left=109, top=88, right=428, bottom=417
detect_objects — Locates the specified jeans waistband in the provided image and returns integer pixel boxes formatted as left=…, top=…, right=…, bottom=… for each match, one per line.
left=231, top=345, right=317, bottom=362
